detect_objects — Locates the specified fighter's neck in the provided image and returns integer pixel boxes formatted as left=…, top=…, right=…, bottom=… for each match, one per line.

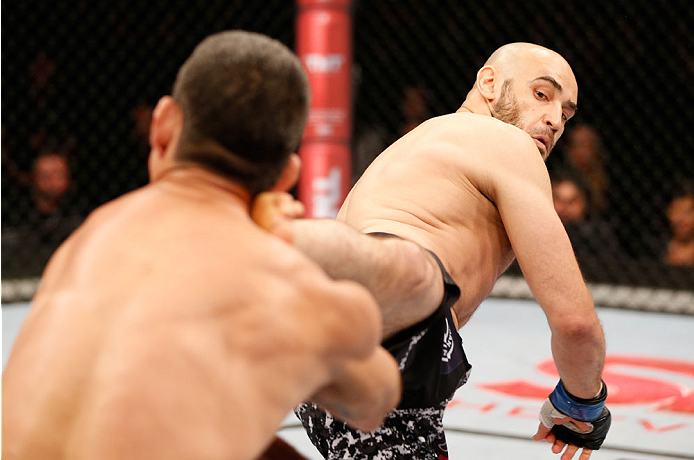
left=456, top=97, right=492, bottom=116
left=154, top=164, right=252, bottom=207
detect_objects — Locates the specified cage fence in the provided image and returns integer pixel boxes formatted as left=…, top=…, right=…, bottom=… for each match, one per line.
left=2, top=0, right=693, bottom=311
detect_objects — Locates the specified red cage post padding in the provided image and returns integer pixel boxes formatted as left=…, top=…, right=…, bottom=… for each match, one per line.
left=296, top=0, right=352, bottom=218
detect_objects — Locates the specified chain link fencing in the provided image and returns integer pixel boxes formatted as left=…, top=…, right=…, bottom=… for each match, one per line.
left=3, top=0, right=693, bottom=309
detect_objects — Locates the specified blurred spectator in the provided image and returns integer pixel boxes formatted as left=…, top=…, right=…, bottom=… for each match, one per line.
left=399, top=85, right=430, bottom=136
left=563, top=123, right=609, bottom=215
left=551, top=168, right=622, bottom=259
left=352, top=122, right=391, bottom=182
left=352, top=84, right=431, bottom=181
left=2, top=150, right=85, bottom=277
left=33, top=152, right=71, bottom=213
left=664, top=181, right=694, bottom=267
left=552, top=169, right=591, bottom=225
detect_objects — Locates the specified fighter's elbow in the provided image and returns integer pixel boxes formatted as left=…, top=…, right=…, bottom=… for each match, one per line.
left=348, top=374, right=401, bottom=432
left=347, top=394, right=398, bottom=432
left=321, top=350, right=402, bottom=433
left=350, top=413, right=388, bottom=433
left=553, top=314, right=603, bottom=342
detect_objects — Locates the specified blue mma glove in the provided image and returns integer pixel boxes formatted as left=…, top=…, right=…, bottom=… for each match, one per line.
left=539, top=380, right=611, bottom=450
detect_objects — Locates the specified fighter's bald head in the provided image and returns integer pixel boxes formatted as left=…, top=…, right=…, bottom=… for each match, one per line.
left=484, top=43, right=573, bottom=82
left=457, top=42, right=579, bottom=160
left=469, top=42, right=578, bottom=110
left=459, top=42, right=578, bottom=137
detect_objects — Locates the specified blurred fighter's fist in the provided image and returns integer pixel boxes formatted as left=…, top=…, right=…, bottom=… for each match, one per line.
left=251, top=192, right=305, bottom=244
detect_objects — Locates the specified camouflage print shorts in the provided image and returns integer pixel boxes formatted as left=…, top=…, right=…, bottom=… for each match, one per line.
left=295, top=399, right=453, bottom=459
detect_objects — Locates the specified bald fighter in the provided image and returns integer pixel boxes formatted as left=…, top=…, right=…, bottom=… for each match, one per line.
left=1, top=31, right=401, bottom=460
left=257, top=43, right=611, bottom=459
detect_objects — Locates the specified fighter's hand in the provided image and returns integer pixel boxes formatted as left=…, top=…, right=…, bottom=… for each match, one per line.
left=533, top=380, right=611, bottom=460
left=251, top=192, right=305, bottom=244
left=533, top=411, right=594, bottom=460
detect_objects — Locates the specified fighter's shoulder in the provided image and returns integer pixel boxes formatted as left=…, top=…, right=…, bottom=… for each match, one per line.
left=432, top=113, right=535, bottom=149
left=418, top=114, right=538, bottom=178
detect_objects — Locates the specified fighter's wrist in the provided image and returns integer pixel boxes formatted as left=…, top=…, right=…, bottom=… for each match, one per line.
left=549, top=380, right=607, bottom=421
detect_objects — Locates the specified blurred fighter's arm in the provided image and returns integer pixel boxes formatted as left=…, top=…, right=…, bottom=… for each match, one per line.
left=310, top=345, right=401, bottom=432
left=302, top=270, right=402, bottom=432
left=251, top=192, right=444, bottom=339
left=252, top=193, right=401, bottom=431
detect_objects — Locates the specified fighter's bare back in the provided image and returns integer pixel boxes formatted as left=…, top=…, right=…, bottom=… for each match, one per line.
left=2, top=168, right=391, bottom=460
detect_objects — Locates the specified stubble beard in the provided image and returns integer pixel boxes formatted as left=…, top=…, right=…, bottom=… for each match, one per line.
left=491, top=80, right=554, bottom=157
left=490, top=80, right=524, bottom=129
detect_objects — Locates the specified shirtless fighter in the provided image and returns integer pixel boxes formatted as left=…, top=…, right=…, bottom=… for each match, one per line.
left=256, top=43, right=611, bottom=459
left=1, top=31, right=401, bottom=460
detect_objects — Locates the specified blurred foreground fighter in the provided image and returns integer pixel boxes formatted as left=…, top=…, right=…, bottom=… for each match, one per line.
left=2, top=30, right=401, bottom=460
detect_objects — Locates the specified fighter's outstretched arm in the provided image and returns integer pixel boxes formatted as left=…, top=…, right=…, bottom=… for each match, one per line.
left=251, top=192, right=444, bottom=339
left=252, top=193, right=403, bottom=430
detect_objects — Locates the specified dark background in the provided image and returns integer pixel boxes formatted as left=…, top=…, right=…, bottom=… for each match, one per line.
left=2, top=0, right=693, bottom=288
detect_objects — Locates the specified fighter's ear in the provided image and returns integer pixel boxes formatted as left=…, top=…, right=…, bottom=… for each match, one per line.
left=476, top=66, right=499, bottom=102
left=149, top=96, right=183, bottom=158
left=147, top=96, right=184, bottom=182
left=270, top=153, right=301, bottom=192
